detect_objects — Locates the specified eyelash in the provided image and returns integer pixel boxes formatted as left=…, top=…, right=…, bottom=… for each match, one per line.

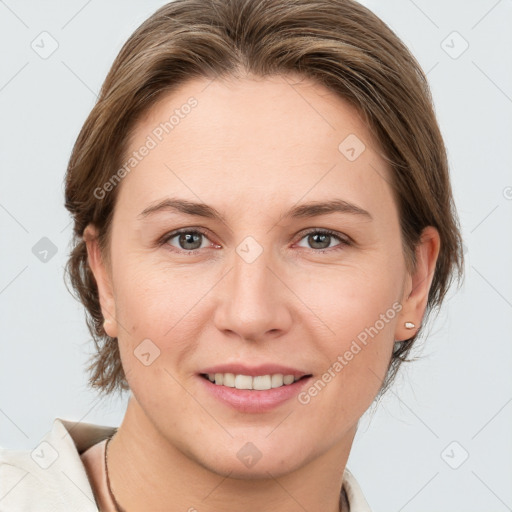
left=158, top=227, right=352, bottom=254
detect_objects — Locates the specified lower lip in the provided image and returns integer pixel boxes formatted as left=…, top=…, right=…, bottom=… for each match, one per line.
left=198, top=375, right=312, bottom=413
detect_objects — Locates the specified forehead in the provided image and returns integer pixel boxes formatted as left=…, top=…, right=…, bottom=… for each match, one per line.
left=116, top=73, right=396, bottom=222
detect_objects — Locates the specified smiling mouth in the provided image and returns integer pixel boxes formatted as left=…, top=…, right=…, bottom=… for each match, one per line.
left=199, top=373, right=312, bottom=391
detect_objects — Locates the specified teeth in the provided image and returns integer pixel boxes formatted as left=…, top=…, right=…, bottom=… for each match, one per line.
left=223, top=373, right=235, bottom=387
left=235, top=374, right=253, bottom=389
left=253, top=375, right=271, bottom=390
left=283, top=375, right=295, bottom=385
left=206, top=373, right=302, bottom=390
left=271, top=374, right=283, bottom=388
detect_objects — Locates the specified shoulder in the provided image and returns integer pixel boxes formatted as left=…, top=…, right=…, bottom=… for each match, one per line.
left=0, top=417, right=116, bottom=511
left=343, top=467, right=373, bottom=512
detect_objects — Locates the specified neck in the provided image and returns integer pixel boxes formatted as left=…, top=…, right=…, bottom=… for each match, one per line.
left=107, top=395, right=356, bottom=512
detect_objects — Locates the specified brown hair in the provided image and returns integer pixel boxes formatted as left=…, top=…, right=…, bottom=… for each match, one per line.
left=64, top=0, right=464, bottom=397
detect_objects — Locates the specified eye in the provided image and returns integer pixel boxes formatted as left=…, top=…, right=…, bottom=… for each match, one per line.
left=159, top=228, right=351, bottom=254
left=295, top=229, right=350, bottom=252
left=161, top=229, right=214, bottom=252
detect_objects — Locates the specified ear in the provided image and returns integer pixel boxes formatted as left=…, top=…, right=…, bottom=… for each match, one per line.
left=395, top=226, right=441, bottom=342
left=83, top=224, right=118, bottom=338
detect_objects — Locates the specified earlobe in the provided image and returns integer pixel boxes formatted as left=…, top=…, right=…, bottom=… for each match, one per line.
left=83, top=224, right=118, bottom=338
left=395, top=226, right=441, bottom=341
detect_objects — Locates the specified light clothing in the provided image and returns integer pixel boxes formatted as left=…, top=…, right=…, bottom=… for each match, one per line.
left=0, top=418, right=372, bottom=511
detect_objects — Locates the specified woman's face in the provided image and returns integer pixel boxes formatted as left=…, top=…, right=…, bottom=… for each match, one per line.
left=89, top=73, right=435, bottom=477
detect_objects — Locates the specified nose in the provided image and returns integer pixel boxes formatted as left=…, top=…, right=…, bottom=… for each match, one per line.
left=213, top=247, right=293, bottom=342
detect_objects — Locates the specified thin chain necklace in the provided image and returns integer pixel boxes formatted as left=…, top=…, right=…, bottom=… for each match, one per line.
left=104, top=433, right=127, bottom=512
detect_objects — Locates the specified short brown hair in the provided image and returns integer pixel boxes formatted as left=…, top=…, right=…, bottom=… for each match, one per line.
left=64, top=0, right=464, bottom=397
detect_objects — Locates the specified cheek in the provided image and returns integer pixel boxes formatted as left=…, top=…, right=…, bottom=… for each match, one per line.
left=290, top=262, right=401, bottom=408
left=293, top=257, right=401, bottom=342
left=111, top=255, right=210, bottom=395
left=112, top=251, right=197, bottom=336
left=112, top=261, right=199, bottom=412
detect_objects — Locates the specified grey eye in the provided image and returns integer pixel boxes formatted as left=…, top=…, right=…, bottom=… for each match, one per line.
left=296, top=230, right=345, bottom=251
left=167, top=231, right=207, bottom=251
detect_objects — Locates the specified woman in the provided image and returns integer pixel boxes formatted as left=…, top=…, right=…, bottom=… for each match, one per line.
left=0, top=0, right=464, bottom=510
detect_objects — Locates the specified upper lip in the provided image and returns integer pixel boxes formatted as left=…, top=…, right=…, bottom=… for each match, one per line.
left=199, top=364, right=311, bottom=379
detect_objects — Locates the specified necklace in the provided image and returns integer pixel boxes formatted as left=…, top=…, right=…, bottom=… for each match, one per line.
left=104, top=433, right=127, bottom=512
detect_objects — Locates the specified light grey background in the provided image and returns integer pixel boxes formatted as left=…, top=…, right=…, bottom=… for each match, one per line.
left=1, top=1, right=511, bottom=511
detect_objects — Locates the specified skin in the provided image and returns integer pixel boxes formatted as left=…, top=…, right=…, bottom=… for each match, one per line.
left=85, top=72, right=440, bottom=512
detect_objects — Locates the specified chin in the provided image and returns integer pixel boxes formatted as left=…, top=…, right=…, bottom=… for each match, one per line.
left=189, top=434, right=313, bottom=480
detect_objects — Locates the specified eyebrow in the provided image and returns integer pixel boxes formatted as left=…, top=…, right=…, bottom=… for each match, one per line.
left=137, top=198, right=373, bottom=222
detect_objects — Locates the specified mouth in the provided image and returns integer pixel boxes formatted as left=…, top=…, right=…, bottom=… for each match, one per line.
left=197, top=368, right=314, bottom=413
left=199, top=373, right=312, bottom=391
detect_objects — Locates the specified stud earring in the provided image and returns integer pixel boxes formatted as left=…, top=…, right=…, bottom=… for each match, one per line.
left=404, top=321, right=415, bottom=329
